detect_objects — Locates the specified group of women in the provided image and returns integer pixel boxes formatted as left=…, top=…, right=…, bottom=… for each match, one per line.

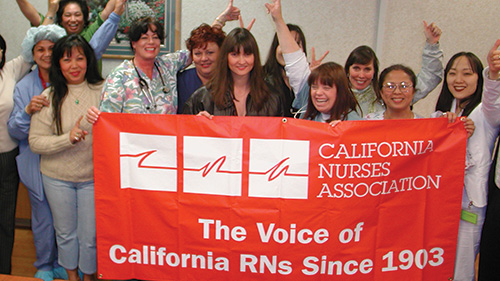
left=3, top=0, right=124, bottom=280
left=1, top=0, right=499, bottom=280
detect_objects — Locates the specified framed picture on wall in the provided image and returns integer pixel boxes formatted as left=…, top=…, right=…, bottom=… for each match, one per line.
left=87, top=0, right=180, bottom=59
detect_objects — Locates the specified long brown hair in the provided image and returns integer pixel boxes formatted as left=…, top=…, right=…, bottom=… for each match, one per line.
left=206, top=28, right=270, bottom=112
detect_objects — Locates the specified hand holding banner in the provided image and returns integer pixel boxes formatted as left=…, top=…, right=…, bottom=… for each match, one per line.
left=94, top=114, right=466, bottom=280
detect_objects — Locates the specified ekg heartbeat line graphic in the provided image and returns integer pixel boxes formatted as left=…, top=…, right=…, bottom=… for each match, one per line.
left=184, top=156, right=241, bottom=176
left=120, top=150, right=176, bottom=170
left=249, top=157, right=308, bottom=181
left=121, top=151, right=307, bottom=181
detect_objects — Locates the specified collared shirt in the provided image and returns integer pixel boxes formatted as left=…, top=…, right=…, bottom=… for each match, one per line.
left=100, top=50, right=190, bottom=114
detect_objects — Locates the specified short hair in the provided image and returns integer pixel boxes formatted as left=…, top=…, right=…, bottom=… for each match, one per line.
left=304, top=62, right=359, bottom=122
left=128, top=17, right=165, bottom=51
left=0, top=34, right=6, bottom=70
left=185, top=23, right=225, bottom=54
left=345, top=45, right=380, bottom=91
left=436, top=52, right=484, bottom=117
left=50, top=34, right=103, bottom=134
left=56, top=0, right=90, bottom=29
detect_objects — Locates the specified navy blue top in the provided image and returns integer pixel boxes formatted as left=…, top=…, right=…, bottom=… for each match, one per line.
left=177, top=68, right=203, bottom=114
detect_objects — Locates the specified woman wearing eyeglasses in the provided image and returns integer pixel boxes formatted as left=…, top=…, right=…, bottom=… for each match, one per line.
left=365, top=64, right=422, bottom=120
left=365, top=65, right=475, bottom=134
left=345, top=21, right=443, bottom=117
left=98, top=17, right=191, bottom=114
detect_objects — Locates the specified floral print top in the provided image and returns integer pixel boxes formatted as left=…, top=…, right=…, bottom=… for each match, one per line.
left=100, top=50, right=190, bottom=114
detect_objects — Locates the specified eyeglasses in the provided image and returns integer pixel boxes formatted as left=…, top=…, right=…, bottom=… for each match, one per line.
left=382, top=82, right=413, bottom=93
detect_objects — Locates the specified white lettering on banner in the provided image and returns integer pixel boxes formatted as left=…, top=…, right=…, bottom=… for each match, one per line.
left=249, top=139, right=310, bottom=199
left=338, top=222, right=364, bottom=244
left=119, top=133, right=177, bottom=191
left=317, top=175, right=442, bottom=199
left=240, top=254, right=292, bottom=275
left=318, top=140, right=434, bottom=160
left=108, top=244, right=229, bottom=270
left=302, top=256, right=373, bottom=276
left=256, top=223, right=329, bottom=244
left=318, top=162, right=391, bottom=179
left=198, top=218, right=247, bottom=241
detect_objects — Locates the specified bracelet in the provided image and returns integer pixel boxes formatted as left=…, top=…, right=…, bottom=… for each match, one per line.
left=46, top=16, right=54, bottom=20
left=215, top=16, right=225, bottom=27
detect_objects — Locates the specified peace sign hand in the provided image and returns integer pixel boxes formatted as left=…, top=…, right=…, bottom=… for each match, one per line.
left=310, top=47, right=330, bottom=71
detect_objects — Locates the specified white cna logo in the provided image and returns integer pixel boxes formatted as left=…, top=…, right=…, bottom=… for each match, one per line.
left=119, top=134, right=310, bottom=199
left=249, top=139, right=309, bottom=199
left=183, top=136, right=243, bottom=196
left=119, top=132, right=177, bottom=191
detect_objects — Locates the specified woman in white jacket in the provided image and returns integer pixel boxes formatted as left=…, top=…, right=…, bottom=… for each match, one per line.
left=434, top=40, right=500, bottom=281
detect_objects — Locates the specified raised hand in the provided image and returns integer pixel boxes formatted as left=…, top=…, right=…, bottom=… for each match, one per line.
left=48, top=0, right=59, bottom=11
left=265, top=0, right=283, bottom=22
left=114, top=0, right=127, bottom=16
left=239, top=15, right=255, bottom=31
left=487, top=39, right=500, bottom=80
left=213, top=0, right=241, bottom=27
left=70, top=115, right=88, bottom=144
left=310, top=47, right=330, bottom=71
left=27, top=94, right=50, bottom=115
left=423, top=21, right=442, bottom=45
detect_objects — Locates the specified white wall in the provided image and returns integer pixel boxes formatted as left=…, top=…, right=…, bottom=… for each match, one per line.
left=2, top=0, right=499, bottom=116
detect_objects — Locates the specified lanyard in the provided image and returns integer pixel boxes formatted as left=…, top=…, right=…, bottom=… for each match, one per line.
left=38, top=70, right=48, bottom=89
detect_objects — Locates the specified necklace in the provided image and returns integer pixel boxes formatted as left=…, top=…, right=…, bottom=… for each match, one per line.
left=71, top=85, right=86, bottom=105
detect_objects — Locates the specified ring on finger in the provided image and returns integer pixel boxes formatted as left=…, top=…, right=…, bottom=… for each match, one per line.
left=74, top=136, right=79, bottom=141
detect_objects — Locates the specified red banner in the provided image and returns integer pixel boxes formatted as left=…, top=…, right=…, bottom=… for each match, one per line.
left=94, top=113, right=466, bottom=281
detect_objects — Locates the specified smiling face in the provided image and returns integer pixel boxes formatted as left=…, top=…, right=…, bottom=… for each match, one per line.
left=380, top=70, right=414, bottom=112
left=61, top=3, right=85, bottom=34
left=33, top=40, right=55, bottom=72
left=132, top=26, right=161, bottom=62
left=348, top=62, right=375, bottom=90
left=228, top=46, right=254, bottom=79
left=310, top=80, right=337, bottom=114
left=446, top=55, right=479, bottom=105
left=192, top=41, right=220, bottom=80
left=60, top=46, right=87, bottom=84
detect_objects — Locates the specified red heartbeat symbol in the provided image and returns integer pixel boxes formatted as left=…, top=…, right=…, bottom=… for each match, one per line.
left=249, top=157, right=308, bottom=181
left=120, top=150, right=176, bottom=170
left=184, top=156, right=241, bottom=176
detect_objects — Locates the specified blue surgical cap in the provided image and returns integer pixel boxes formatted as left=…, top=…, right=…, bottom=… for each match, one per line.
left=21, top=24, right=66, bottom=63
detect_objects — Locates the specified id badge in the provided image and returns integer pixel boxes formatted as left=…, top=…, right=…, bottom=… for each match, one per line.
left=461, top=209, right=478, bottom=224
